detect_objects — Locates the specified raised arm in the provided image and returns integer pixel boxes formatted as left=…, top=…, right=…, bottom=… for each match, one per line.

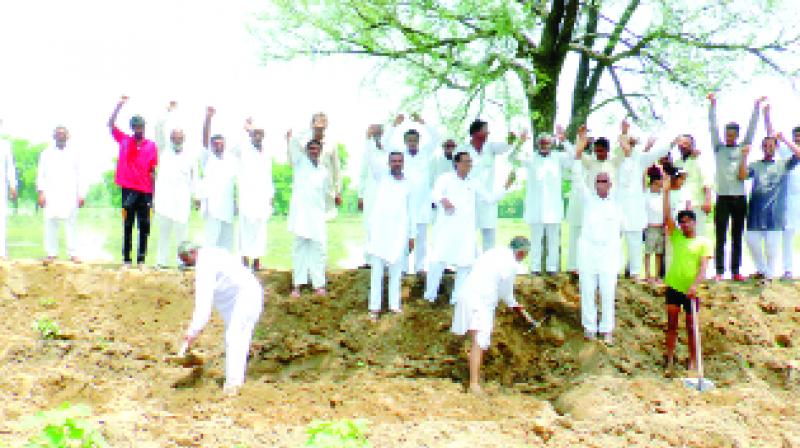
left=707, top=93, right=722, bottom=150
left=663, top=174, right=675, bottom=233
left=777, top=132, right=800, bottom=159
left=738, top=144, right=751, bottom=181
left=285, top=130, right=305, bottom=167
left=742, top=97, right=766, bottom=146
left=202, top=107, right=214, bottom=150
left=763, top=103, right=774, bottom=137
left=155, top=101, right=177, bottom=152
left=107, top=95, right=128, bottom=134
left=574, top=124, right=589, bottom=160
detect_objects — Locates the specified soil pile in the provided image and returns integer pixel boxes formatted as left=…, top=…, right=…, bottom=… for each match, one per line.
left=0, top=261, right=798, bottom=447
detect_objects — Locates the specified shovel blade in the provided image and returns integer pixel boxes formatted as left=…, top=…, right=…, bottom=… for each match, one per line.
left=683, top=377, right=715, bottom=392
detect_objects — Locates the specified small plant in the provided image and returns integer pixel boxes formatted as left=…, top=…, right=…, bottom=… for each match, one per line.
left=305, top=419, right=370, bottom=448
left=23, top=402, right=109, bottom=448
left=32, top=317, right=60, bottom=340
left=39, top=298, right=56, bottom=308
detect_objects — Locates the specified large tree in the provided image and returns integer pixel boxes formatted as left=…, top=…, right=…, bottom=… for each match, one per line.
left=257, top=0, right=799, bottom=137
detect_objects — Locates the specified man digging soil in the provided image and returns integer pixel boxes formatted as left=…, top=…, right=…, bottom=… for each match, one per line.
left=177, top=242, right=264, bottom=395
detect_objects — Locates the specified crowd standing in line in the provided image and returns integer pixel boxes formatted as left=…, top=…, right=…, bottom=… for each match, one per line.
left=1, top=93, right=798, bottom=393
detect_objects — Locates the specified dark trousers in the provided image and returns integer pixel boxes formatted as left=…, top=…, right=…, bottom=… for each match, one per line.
left=714, top=195, right=746, bottom=275
left=121, top=188, right=152, bottom=263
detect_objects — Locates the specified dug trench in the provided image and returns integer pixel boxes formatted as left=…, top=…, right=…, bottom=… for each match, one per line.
left=1, top=260, right=799, bottom=447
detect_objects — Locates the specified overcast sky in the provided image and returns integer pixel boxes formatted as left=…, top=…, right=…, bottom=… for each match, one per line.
left=1, top=0, right=798, bottom=184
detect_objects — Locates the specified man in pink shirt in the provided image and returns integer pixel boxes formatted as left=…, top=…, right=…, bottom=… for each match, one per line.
left=107, top=95, right=158, bottom=265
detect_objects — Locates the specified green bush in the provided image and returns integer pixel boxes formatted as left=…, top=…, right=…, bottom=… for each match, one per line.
left=22, top=402, right=109, bottom=448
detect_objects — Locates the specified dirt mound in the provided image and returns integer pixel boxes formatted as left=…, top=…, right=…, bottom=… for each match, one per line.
left=0, top=261, right=799, bottom=447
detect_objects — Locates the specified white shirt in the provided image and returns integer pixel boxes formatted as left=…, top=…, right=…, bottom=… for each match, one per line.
left=616, top=144, right=670, bottom=231
left=429, top=171, right=505, bottom=266
left=645, top=190, right=664, bottom=226
left=198, top=150, right=237, bottom=223
left=237, top=144, right=275, bottom=220
left=383, top=123, right=440, bottom=225
left=187, top=247, right=263, bottom=337
left=365, top=155, right=413, bottom=264
left=287, top=139, right=331, bottom=244
left=37, top=145, right=84, bottom=219
left=154, top=145, right=198, bottom=224
left=460, top=140, right=512, bottom=229
left=578, top=185, right=623, bottom=273
left=457, top=247, right=520, bottom=310
left=523, top=145, right=573, bottom=224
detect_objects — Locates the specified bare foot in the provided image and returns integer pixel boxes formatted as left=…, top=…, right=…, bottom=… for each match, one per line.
left=290, top=289, right=300, bottom=298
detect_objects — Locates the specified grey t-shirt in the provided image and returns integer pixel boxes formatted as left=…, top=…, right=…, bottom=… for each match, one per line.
left=709, top=103, right=759, bottom=196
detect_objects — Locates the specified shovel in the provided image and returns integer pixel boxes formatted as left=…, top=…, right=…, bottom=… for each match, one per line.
left=683, top=299, right=715, bottom=392
left=165, top=341, right=204, bottom=368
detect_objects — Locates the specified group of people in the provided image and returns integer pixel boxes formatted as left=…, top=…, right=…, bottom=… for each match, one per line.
left=1, top=93, right=798, bottom=394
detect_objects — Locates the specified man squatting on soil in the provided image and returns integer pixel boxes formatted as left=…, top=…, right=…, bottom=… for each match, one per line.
left=178, top=242, right=264, bottom=396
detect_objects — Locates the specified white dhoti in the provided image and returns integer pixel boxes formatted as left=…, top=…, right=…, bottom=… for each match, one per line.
left=44, top=213, right=78, bottom=258
left=238, top=216, right=267, bottom=258
left=424, top=263, right=470, bottom=304
left=222, top=280, right=263, bottom=388
left=156, top=213, right=187, bottom=266
left=530, top=223, right=560, bottom=273
left=205, top=218, right=234, bottom=251
left=451, top=298, right=494, bottom=350
left=292, top=237, right=326, bottom=288
left=369, top=255, right=404, bottom=312
left=747, top=230, right=781, bottom=278
left=622, top=230, right=643, bottom=276
left=567, top=225, right=581, bottom=271
left=579, top=271, right=617, bottom=334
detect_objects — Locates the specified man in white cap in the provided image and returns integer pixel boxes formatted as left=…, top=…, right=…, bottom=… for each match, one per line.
left=153, top=101, right=198, bottom=267
left=37, top=126, right=85, bottom=262
left=451, top=236, right=537, bottom=394
left=178, top=242, right=264, bottom=396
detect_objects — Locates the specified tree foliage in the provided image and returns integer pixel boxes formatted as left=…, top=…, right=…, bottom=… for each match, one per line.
left=256, top=0, right=800, bottom=137
left=4, top=137, right=46, bottom=206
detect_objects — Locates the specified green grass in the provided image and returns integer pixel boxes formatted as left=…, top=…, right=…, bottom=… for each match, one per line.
left=6, top=206, right=796, bottom=272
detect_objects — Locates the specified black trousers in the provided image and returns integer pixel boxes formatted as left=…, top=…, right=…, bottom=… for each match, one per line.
left=121, top=188, right=152, bottom=263
left=714, top=195, right=746, bottom=275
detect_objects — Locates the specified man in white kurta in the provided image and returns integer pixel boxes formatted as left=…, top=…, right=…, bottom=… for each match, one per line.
left=287, top=135, right=332, bottom=296
left=358, top=125, right=385, bottom=243
left=237, top=124, right=274, bottom=270
left=617, top=125, right=670, bottom=279
left=383, top=113, right=440, bottom=273
left=364, top=142, right=413, bottom=317
left=523, top=134, right=574, bottom=274
left=154, top=102, right=198, bottom=267
left=179, top=243, right=263, bottom=395
left=567, top=134, right=623, bottom=275
left=287, top=113, right=341, bottom=220
left=459, top=119, right=514, bottom=252
left=669, top=135, right=715, bottom=237
left=199, top=107, right=236, bottom=251
left=0, top=127, right=17, bottom=258
left=578, top=168, right=623, bottom=344
left=451, top=236, right=537, bottom=394
left=425, top=151, right=512, bottom=304
left=430, top=139, right=457, bottom=183
left=37, top=126, right=85, bottom=261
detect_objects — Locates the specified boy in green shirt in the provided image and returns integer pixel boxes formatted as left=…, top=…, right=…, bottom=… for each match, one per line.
left=663, top=172, right=713, bottom=372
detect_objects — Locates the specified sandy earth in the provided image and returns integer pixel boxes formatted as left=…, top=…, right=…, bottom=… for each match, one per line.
left=0, top=260, right=799, bottom=447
